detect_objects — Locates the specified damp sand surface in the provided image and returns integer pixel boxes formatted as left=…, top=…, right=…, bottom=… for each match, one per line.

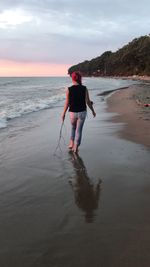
left=0, top=90, right=150, bottom=267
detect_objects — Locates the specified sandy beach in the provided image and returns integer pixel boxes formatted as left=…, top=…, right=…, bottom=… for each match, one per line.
left=107, top=83, right=150, bottom=149
left=0, top=82, right=150, bottom=267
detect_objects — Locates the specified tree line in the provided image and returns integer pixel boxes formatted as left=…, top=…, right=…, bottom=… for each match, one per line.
left=68, top=35, right=150, bottom=77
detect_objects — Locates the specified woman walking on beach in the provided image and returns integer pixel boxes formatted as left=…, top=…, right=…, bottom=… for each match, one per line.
left=62, top=71, right=96, bottom=153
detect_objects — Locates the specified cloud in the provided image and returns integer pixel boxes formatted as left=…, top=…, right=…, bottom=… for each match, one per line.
left=0, top=0, right=150, bottom=66
left=0, top=8, right=33, bottom=28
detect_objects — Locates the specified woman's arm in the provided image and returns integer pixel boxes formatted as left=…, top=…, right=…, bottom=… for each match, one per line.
left=86, top=89, right=96, bottom=117
left=62, top=89, right=69, bottom=121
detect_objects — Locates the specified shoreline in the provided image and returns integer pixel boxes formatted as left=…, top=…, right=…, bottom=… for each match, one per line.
left=107, top=75, right=150, bottom=83
left=98, top=86, right=130, bottom=97
left=83, top=75, right=150, bottom=82
left=84, top=75, right=150, bottom=86
left=106, top=83, right=150, bottom=149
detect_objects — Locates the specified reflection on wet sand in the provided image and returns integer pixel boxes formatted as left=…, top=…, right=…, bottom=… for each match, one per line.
left=68, top=152, right=102, bottom=223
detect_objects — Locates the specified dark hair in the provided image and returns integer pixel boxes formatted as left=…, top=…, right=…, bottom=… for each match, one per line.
left=71, top=71, right=82, bottom=85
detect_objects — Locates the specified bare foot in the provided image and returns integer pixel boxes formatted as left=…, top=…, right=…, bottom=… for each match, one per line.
left=73, top=144, right=79, bottom=153
left=68, top=140, right=74, bottom=150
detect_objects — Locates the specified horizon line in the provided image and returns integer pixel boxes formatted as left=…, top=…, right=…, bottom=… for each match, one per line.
left=0, top=75, right=70, bottom=78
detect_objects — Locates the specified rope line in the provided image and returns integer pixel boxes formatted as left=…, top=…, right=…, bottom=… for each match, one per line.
left=53, top=121, right=65, bottom=156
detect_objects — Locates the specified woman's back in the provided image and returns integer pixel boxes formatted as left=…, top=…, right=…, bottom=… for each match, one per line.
left=68, top=84, right=86, bottom=112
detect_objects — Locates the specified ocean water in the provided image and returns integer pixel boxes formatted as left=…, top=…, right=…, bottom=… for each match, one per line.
left=0, top=76, right=136, bottom=130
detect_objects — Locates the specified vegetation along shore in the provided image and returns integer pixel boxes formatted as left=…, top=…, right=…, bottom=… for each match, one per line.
left=68, top=35, right=150, bottom=78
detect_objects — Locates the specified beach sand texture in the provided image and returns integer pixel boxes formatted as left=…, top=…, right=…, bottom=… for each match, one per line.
left=0, top=83, right=150, bottom=267
left=107, top=83, right=150, bottom=148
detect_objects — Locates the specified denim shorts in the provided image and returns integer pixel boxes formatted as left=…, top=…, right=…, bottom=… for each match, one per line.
left=69, top=111, right=87, bottom=121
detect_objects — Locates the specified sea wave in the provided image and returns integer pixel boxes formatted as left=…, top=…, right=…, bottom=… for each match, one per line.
left=0, top=76, right=136, bottom=130
left=0, top=93, right=65, bottom=129
left=0, top=79, right=28, bottom=87
left=0, top=118, right=7, bottom=129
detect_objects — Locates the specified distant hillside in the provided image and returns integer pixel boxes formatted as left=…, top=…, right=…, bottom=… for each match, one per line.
left=68, top=35, right=150, bottom=77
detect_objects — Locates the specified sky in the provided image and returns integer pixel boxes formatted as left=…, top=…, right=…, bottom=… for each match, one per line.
left=0, top=0, right=150, bottom=76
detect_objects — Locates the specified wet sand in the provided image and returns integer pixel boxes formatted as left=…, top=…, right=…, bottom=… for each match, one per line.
left=107, top=83, right=150, bottom=149
left=0, top=87, right=150, bottom=267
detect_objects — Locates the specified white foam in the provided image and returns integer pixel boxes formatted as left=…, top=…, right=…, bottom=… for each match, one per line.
left=0, top=118, right=7, bottom=129
left=0, top=93, right=65, bottom=129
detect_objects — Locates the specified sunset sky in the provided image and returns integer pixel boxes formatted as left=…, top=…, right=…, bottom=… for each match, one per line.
left=0, top=0, right=150, bottom=76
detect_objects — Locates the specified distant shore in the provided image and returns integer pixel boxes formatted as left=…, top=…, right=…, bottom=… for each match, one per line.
left=108, top=75, right=150, bottom=82
left=86, top=75, right=150, bottom=83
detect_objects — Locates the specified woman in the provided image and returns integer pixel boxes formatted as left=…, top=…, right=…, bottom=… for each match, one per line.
left=62, top=71, right=96, bottom=153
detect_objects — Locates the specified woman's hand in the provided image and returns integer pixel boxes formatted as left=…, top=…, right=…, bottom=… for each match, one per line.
left=92, top=111, right=96, bottom=117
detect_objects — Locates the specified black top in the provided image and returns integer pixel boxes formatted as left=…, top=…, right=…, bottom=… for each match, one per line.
left=68, top=85, right=87, bottom=112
